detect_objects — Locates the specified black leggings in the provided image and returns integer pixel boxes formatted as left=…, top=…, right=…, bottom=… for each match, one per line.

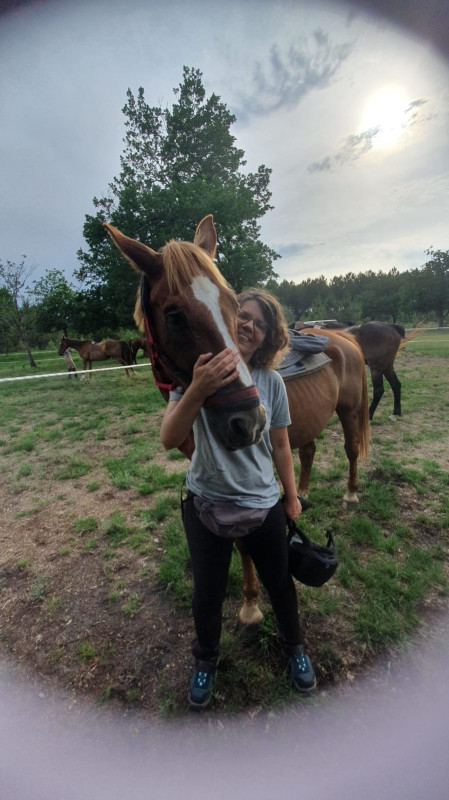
left=182, top=497, right=302, bottom=667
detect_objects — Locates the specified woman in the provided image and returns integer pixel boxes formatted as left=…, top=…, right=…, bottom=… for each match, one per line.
left=160, top=288, right=316, bottom=708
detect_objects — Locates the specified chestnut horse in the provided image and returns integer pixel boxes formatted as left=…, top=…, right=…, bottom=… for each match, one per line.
left=104, top=216, right=369, bottom=625
left=57, top=336, right=134, bottom=377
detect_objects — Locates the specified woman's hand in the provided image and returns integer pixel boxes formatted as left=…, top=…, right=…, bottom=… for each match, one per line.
left=283, top=495, right=302, bottom=522
left=190, top=348, right=240, bottom=402
left=160, top=348, right=240, bottom=450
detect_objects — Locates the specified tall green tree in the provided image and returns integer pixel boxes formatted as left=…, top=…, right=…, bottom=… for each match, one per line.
left=0, top=256, right=37, bottom=365
left=31, top=269, right=78, bottom=336
left=77, top=67, right=279, bottom=328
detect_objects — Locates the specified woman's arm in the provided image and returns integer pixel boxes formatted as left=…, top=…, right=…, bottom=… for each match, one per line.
left=160, top=348, right=240, bottom=450
left=269, top=426, right=302, bottom=521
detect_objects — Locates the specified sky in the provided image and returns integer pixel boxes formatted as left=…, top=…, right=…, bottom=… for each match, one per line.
left=1, top=0, right=448, bottom=291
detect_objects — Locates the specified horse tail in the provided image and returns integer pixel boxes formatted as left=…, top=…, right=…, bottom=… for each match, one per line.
left=399, top=319, right=426, bottom=351
left=357, top=347, right=370, bottom=460
left=120, top=340, right=133, bottom=365
left=392, top=323, right=406, bottom=338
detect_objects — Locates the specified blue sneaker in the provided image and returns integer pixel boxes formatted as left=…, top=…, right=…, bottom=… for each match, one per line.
left=286, top=646, right=316, bottom=693
left=188, top=666, right=214, bottom=709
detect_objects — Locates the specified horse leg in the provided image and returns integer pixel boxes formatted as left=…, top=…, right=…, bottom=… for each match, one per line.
left=368, top=369, right=384, bottom=420
left=234, top=539, right=263, bottom=625
left=337, top=409, right=360, bottom=504
left=384, top=366, right=401, bottom=417
left=118, top=358, right=131, bottom=378
left=297, top=441, right=316, bottom=498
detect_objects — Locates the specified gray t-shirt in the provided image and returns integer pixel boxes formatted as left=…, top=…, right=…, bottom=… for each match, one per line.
left=169, top=368, right=291, bottom=508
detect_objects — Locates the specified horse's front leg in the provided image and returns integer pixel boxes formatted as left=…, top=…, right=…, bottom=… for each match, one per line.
left=297, top=441, right=316, bottom=498
left=234, top=539, right=263, bottom=625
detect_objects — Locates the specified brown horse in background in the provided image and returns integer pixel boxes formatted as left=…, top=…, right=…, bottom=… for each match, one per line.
left=57, top=336, right=134, bottom=377
left=104, top=216, right=369, bottom=625
left=129, top=337, right=149, bottom=365
left=346, top=322, right=406, bottom=419
left=317, top=321, right=421, bottom=420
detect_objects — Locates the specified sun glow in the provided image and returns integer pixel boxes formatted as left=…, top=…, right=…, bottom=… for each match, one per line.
left=359, top=85, right=409, bottom=147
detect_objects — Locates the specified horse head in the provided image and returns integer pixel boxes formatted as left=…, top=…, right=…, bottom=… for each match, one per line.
left=58, top=335, right=69, bottom=356
left=103, top=215, right=267, bottom=451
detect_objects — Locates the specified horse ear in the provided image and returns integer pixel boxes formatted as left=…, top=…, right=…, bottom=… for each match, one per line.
left=194, top=215, right=217, bottom=258
left=103, top=224, right=163, bottom=282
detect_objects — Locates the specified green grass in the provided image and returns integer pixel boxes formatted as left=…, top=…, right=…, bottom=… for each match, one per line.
left=1, top=341, right=448, bottom=715
left=74, top=516, right=98, bottom=535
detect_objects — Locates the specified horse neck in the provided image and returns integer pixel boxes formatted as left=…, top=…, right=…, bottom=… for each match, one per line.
left=64, top=337, right=88, bottom=348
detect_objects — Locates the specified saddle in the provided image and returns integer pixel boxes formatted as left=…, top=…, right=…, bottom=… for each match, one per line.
left=276, top=331, right=331, bottom=381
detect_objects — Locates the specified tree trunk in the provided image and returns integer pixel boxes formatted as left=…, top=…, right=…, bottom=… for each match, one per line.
left=24, top=342, right=37, bottom=368
left=14, top=302, right=37, bottom=367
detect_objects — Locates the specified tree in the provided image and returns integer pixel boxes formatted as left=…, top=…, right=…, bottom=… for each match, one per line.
left=77, top=67, right=279, bottom=327
left=411, top=248, right=449, bottom=327
left=357, top=268, right=403, bottom=322
left=31, top=269, right=78, bottom=336
left=0, top=288, right=16, bottom=353
left=0, top=256, right=37, bottom=366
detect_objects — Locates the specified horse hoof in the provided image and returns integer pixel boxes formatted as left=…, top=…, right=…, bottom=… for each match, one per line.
left=238, top=605, right=264, bottom=626
left=388, top=415, right=397, bottom=422
left=343, top=493, right=359, bottom=505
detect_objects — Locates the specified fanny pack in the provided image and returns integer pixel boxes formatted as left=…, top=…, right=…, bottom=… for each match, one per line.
left=185, top=492, right=269, bottom=538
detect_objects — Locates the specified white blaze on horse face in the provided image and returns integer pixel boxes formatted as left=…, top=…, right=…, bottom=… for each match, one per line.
left=190, top=276, right=252, bottom=386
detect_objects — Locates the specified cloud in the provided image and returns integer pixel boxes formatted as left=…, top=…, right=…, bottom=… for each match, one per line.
left=307, top=96, right=434, bottom=173
left=275, top=242, right=314, bottom=258
left=308, top=127, right=380, bottom=172
left=237, top=30, right=353, bottom=118
left=403, top=97, right=436, bottom=128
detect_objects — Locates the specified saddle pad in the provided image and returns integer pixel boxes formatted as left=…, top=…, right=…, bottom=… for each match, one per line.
left=288, top=330, right=330, bottom=353
left=277, top=350, right=331, bottom=381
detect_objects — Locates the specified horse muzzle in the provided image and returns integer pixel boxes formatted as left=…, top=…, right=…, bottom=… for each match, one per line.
left=205, top=399, right=267, bottom=452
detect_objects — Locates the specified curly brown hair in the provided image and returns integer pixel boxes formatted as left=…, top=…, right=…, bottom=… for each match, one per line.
left=238, top=288, right=290, bottom=369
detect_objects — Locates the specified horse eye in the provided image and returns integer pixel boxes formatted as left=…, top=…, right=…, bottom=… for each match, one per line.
left=165, top=309, right=187, bottom=330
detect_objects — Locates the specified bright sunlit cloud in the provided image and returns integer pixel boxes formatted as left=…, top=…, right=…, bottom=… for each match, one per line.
left=358, top=85, right=410, bottom=146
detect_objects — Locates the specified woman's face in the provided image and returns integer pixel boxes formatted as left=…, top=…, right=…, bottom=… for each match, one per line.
left=237, top=299, right=268, bottom=364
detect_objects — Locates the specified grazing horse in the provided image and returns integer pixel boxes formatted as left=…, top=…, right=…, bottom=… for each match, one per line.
left=346, top=322, right=406, bottom=420
left=104, top=215, right=369, bottom=625
left=319, top=321, right=420, bottom=420
left=57, top=336, right=134, bottom=377
left=129, top=337, right=149, bottom=365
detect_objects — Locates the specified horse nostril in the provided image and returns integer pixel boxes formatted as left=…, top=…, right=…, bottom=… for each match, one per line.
left=229, top=416, right=248, bottom=440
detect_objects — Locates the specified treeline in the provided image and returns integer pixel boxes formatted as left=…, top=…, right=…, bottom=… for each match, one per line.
left=1, top=247, right=448, bottom=356
left=267, top=248, right=449, bottom=328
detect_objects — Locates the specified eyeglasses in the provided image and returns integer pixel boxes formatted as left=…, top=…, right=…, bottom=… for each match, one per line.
left=237, top=310, right=269, bottom=334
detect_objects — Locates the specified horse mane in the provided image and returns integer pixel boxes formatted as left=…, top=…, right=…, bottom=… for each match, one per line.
left=133, top=239, right=233, bottom=332
left=161, top=240, right=231, bottom=295
left=134, top=290, right=144, bottom=332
